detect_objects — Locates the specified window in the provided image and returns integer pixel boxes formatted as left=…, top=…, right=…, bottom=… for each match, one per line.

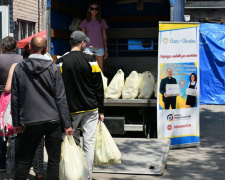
left=18, top=20, right=35, bottom=40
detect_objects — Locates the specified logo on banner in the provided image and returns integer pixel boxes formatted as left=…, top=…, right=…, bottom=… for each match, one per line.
left=162, top=37, right=169, bottom=45
left=174, top=124, right=191, bottom=128
left=167, top=114, right=174, bottom=122
left=167, top=125, right=172, bottom=130
left=178, top=78, right=187, bottom=89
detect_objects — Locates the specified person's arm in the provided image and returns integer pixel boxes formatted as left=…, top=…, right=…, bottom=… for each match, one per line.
left=103, top=29, right=108, bottom=59
left=11, top=66, right=21, bottom=128
left=11, top=66, right=23, bottom=134
left=5, top=63, right=17, bottom=93
left=53, top=64, right=73, bottom=134
left=79, top=19, right=86, bottom=33
left=90, top=59, right=105, bottom=121
left=160, top=79, right=166, bottom=96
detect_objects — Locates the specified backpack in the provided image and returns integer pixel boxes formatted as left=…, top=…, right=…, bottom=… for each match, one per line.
left=0, top=92, right=14, bottom=140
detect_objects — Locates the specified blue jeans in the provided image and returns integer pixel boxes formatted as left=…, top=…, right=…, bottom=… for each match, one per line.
left=84, top=47, right=104, bottom=56
left=0, top=136, right=8, bottom=169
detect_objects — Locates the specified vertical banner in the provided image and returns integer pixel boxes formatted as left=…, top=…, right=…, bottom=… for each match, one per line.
left=157, top=22, right=200, bottom=147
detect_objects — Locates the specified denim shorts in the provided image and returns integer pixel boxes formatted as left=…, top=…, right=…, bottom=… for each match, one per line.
left=84, top=47, right=104, bottom=56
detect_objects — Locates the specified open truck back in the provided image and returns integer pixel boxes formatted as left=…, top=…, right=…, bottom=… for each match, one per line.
left=48, top=0, right=171, bottom=138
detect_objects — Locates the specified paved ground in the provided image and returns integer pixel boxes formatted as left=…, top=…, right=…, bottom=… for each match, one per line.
left=1, top=105, right=225, bottom=180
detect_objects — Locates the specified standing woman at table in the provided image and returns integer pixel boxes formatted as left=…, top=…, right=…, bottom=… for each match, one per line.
left=80, top=1, right=109, bottom=72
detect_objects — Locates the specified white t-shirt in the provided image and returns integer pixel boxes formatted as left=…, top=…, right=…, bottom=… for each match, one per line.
left=188, top=81, right=197, bottom=89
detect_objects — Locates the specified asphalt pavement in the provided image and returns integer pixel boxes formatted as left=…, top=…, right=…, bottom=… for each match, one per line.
left=1, top=105, right=225, bottom=180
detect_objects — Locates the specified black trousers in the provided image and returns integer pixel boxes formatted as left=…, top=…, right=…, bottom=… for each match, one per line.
left=164, top=97, right=176, bottom=109
left=0, top=136, right=8, bottom=169
left=14, top=121, right=62, bottom=180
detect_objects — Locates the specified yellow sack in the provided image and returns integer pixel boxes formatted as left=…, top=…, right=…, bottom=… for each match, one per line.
left=94, top=122, right=121, bottom=166
left=122, top=71, right=139, bottom=99
left=105, top=69, right=124, bottom=99
left=138, top=71, right=155, bottom=99
left=59, top=136, right=88, bottom=180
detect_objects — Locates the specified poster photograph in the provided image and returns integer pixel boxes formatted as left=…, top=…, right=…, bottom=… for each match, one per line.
left=159, top=62, right=198, bottom=110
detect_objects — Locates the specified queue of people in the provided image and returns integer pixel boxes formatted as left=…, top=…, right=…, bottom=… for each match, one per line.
left=0, top=31, right=104, bottom=180
left=0, top=1, right=108, bottom=179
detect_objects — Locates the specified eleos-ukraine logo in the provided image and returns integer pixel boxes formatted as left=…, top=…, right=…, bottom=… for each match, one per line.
left=167, top=114, right=174, bottom=122
left=162, top=37, right=169, bottom=45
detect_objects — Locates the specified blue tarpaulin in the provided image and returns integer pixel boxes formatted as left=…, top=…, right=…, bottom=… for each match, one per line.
left=200, top=23, right=225, bottom=104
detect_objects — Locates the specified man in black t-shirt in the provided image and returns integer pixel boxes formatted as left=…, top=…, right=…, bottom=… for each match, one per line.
left=60, top=31, right=104, bottom=180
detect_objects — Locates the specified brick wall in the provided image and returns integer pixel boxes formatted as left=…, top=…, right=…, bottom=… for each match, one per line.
left=13, top=0, right=43, bottom=34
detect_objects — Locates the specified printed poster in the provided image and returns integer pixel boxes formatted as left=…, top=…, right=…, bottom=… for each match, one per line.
left=157, top=22, right=200, bottom=147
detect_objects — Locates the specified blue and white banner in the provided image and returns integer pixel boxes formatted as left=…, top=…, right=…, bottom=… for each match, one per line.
left=157, top=22, right=200, bottom=147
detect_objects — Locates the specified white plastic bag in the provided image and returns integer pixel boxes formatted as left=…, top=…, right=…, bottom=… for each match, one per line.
left=122, top=71, right=139, bottom=99
left=59, top=136, right=88, bottom=180
left=69, top=17, right=81, bottom=31
left=154, top=81, right=158, bottom=98
left=94, top=122, right=121, bottom=166
left=105, top=69, right=124, bottom=99
left=138, top=71, right=155, bottom=99
left=101, top=71, right=108, bottom=92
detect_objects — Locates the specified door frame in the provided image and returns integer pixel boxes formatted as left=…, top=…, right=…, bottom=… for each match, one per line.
left=0, top=5, right=9, bottom=39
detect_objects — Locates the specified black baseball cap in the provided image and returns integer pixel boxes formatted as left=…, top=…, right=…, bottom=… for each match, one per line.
left=70, top=31, right=90, bottom=43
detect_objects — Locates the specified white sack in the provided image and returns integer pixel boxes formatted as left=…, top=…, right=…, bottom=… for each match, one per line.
left=94, top=122, right=121, bottom=166
left=105, top=69, right=124, bottom=99
left=122, top=71, right=139, bottom=99
left=59, top=136, right=88, bottom=180
left=101, top=71, right=108, bottom=92
left=138, top=71, right=155, bottom=99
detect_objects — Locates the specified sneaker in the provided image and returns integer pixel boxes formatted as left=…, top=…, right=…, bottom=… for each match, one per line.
left=0, top=169, right=6, bottom=172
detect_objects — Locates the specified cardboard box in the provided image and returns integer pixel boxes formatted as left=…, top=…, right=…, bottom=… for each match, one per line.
left=166, top=84, right=180, bottom=97
left=186, top=88, right=197, bottom=96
